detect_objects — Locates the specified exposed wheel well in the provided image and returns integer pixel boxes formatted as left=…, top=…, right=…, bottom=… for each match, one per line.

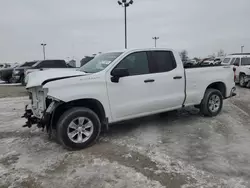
left=239, top=72, right=246, bottom=76
left=51, top=99, right=106, bottom=129
left=206, top=82, right=226, bottom=98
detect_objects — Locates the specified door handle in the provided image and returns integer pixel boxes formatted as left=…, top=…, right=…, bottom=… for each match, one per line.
left=144, top=79, right=155, bottom=83
left=173, top=76, right=182, bottom=79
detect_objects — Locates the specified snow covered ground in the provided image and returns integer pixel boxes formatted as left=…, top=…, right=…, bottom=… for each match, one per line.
left=0, top=87, right=250, bottom=188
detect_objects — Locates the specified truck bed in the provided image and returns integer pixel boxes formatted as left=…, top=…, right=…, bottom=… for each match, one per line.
left=184, top=65, right=234, bottom=106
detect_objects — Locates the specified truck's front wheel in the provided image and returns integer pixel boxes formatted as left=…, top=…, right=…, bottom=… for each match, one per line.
left=200, top=89, right=223, bottom=117
left=57, top=107, right=101, bottom=150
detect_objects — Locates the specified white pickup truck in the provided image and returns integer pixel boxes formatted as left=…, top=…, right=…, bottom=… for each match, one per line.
left=23, top=48, right=236, bottom=149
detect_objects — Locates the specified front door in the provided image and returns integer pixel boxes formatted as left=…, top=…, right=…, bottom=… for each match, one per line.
left=106, top=51, right=157, bottom=121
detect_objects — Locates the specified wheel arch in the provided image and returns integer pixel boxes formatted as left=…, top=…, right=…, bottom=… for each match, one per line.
left=51, top=98, right=107, bottom=129
left=206, top=82, right=226, bottom=98
left=239, top=72, right=246, bottom=76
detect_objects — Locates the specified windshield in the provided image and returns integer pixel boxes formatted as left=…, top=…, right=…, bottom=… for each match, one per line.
left=20, top=61, right=37, bottom=67
left=80, top=52, right=122, bottom=73
left=222, top=58, right=230, bottom=64
left=241, top=57, right=250, bottom=65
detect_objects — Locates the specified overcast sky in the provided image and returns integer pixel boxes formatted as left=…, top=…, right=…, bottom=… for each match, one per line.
left=0, top=0, right=249, bottom=63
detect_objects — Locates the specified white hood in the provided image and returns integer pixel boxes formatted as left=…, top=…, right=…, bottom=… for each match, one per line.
left=26, top=69, right=86, bottom=88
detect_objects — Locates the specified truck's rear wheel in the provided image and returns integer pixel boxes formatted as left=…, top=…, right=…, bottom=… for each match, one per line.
left=239, top=74, right=247, bottom=87
left=200, top=89, right=223, bottom=117
left=57, top=107, right=101, bottom=150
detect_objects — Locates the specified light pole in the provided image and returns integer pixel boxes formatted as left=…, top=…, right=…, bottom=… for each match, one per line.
left=41, top=43, right=47, bottom=60
left=152, top=37, right=159, bottom=47
left=118, top=0, right=134, bottom=49
left=241, top=45, right=244, bottom=53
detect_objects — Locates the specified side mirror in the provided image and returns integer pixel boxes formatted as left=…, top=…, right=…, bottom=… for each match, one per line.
left=233, top=62, right=239, bottom=66
left=111, top=68, right=129, bottom=83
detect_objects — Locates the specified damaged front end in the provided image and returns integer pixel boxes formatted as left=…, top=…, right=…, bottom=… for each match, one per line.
left=22, top=105, right=39, bottom=128
left=22, top=102, right=56, bottom=129
left=22, top=91, right=62, bottom=135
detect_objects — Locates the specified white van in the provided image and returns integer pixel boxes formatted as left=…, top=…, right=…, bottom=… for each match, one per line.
left=222, top=53, right=250, bottom=87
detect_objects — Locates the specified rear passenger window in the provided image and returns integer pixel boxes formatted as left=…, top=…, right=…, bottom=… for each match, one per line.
left=234, top=58, right=240, bottom=65
left=36, top=61, right=51, bottom=68
left=230, top=58, right=236, bottom=65
left=241, top=57, right=250, bottom=65
left=37, top=60, right=67, bottom=68
left=52, top=60, right=67, bottom=68
left=150, top=51, right=177, bottom=73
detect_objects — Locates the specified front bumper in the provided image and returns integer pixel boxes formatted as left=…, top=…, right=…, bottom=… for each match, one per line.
left=22, top=101, right=60, bottom=131
left=22, top=105, right=40, bottom=128
left=22, top=105, right=50, bottom=129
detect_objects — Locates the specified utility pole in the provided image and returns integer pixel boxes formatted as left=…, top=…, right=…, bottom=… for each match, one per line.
left=118, top=0, right=134, bottom=49
left=241, top=45, right=244, bottom=53
left=41, top=43, right=47, bottom=60
left=152, top=37, right=159, bottom=47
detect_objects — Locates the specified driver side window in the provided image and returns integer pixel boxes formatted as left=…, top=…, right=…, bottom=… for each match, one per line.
left=115, top=51, right=149, bottom=76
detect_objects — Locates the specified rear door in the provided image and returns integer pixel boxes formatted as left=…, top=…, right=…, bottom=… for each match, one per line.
left=147, top=51, right=185, bottom=110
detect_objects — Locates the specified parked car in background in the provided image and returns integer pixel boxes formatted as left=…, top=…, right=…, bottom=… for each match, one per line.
left=0, top=63, right=12, bottom=69
left=0, top=62, right=35, bottom=83
left=214, top=57, right=223, bottom=64
left=23, top=48, right=236, bottom=149
left=0, top=67, right=14, bottom=83
left=222, top=53, right=250, bottom=87
left=24, top=59, right=77, bottom=85
left=183, top=59, right=198, bottom=66
left=201, top=57, right=222, bottom=65
left=12, top=61, right=38, bottom=85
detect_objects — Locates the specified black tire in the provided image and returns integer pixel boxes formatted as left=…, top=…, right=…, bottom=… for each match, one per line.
left=239, top=74, right=247, bottom=87
left=200, top=89, right=223, bottom=117
left=7, top=77, right=13, bottom=83
left=194, top=104, right=201, bottom=109
left=57, top=107, right=101, bottom=150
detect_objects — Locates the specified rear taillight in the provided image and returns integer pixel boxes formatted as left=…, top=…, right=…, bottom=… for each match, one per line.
left=233, top=68, right=236, bottom=81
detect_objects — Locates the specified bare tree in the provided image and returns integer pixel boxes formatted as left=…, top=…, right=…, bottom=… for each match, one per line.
left=217, top=49, right=226, bottom=57
left=179, top=50, right=189, bottom=63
